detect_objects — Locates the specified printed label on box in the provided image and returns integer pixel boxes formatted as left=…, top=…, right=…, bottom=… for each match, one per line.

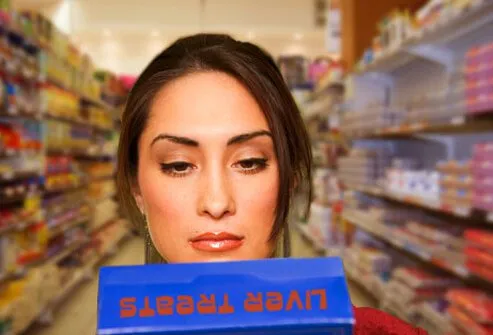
left=97, top=258, right=354, bottom=335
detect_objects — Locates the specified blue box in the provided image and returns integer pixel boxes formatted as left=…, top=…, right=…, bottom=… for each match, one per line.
left=97, top=257, right=354, bottom=335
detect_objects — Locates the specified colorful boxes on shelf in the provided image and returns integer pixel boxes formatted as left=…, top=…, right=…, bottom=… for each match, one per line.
left=338, top=148, right=391, bottom=188
left=464, top=229, right=493, bottom=281
left=437, top=160, right=474, bottom=211
left=446, top=289, right=493, bottom=335
left=465, top=41, right=493, bottom=114
left=472, top=143, right=493, bottom=212
left=381, top=267, right=459, bottom=325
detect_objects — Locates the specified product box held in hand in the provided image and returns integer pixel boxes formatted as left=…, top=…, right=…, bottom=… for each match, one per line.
left=97, top=257, right=354, bottom=335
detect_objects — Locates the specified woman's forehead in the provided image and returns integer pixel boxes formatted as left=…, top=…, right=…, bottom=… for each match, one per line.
left=146, top=72, right=270, bottom=135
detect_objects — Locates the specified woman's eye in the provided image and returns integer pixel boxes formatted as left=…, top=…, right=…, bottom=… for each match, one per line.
left=160, top=162, right=193, bottom=177
left=234, top=158, right=268, bottom=174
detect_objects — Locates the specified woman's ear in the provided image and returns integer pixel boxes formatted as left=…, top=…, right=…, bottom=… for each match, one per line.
left=132, top=184, right=146, bottom=216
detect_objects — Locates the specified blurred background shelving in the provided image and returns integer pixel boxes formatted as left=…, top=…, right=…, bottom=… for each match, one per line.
left=0, top=3, right=133, bottom=334
left=0, top=0, right=493, bottom=334
left=289, top=0, right=493, bottom=334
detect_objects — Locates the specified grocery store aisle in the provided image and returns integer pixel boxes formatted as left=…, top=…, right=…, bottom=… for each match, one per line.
left=290, top=226, right=377, bottom=308
left=25, top=236, right=144, bottom=335
left=26, top=229, right=374, bottom=335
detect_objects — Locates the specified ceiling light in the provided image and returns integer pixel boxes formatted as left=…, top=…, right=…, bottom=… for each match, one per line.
left=294, top=33, right=303, bottom=40
left=247, top=31, right=255, bottom=40
left=103, top=29, right=112, bottom=37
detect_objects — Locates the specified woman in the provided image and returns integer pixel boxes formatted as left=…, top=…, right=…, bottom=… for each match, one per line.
left=117, top=33, right=428, bottom=335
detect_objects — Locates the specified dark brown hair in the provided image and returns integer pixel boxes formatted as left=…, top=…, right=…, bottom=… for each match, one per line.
left=116, top=33, right=312, bottom=264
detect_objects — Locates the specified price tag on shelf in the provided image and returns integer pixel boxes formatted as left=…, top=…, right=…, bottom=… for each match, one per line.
left=455, top=266, right=469, bottom=278
left=1, top=171, right=14, bottom=180
left=451, top=116, right=465, bottom=126
left=454, top=207, right=470, bottom=217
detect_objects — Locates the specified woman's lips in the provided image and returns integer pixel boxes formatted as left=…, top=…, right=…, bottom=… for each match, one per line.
left=189, top=232, right=244, bottom=252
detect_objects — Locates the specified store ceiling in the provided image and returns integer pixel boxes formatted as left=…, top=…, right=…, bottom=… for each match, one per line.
left=13, top=0, right=334, bottom=74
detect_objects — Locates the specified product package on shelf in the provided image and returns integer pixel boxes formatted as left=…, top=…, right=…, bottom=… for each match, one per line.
left=438, top=160, right=474, bottom=212
left=343, top=242, right=392, bottom=298
left=306, top=202, right=332, bottom=249
left=0, top=262, right=65, bottom=334
left=44, top=119, right=93, bottom=154
left=42, top=85, right=79, bottom=119
left=45, top=201, right=90, bottom=236
left=447, top=306, right=493, bottom=335
left=92, top=220, right=127, bottom=256
left=79, top=160, right=115, bottom=182
left=472, top=143, right=493, bottom=212
left=313, top=168, right=339, bottom=206
left=341, top=76, right=466, bottom=137
left=357, top=0, right=486, bottom=70
left=381, top=266, right=460, bottom=325
left=0, top=26, right=41, bottom=119
left=464, top=229, right=493, bottom=280
left=90, top=198, right=118, bottom=232
left=465, top=41, right=493, bottom=114
left=338, top=148, right=391, bottom=189
left=446, top=289, right=493, bottom=327
left=385, top=157, right=441, bottom=205
left=0, top=119, right=42, bottom=156
left=88, top=179, right=115, bottom=202
left=44, top=155, right=86, bottom=192
left=415, top=299, right=456, bottom=335
left=346, top=200, right=469, bottom=277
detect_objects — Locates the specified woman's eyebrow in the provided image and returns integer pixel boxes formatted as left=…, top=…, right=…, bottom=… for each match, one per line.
left=150, top=134, right=199, bottom=147
left=150, top=130, right=272, bottom=148
left=227, top=130, right=272, bottom=145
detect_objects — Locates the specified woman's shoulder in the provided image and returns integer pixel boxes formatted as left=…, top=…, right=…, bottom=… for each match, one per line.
left=353, top=306, right=429, bottom=335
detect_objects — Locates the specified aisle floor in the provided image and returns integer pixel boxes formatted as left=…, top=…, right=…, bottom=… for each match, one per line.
left=25, top=230, right=375, bottom=335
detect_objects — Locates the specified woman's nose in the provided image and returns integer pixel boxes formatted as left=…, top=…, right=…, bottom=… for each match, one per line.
left=197, top=167, right=236, bottom=219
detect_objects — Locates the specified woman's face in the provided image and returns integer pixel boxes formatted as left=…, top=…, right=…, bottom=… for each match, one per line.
left=135, top=72, right=279, bottom=263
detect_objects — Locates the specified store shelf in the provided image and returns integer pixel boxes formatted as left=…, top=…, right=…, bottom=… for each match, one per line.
left=0, top=108, right=42, bottom=121
left=17, top=229, right=130, bottom=333
left=347, top=114, right=493, bottom=139
left=45, top=77, right=114, bottom=112
left=0, top=269, right=25, bottom=286
left=40, top=238, right=91, bottom=266
left=89, top=175, right=115, bottom=183
left=0, top=217, right=40, bottom=235
left=0, top=149, right=41, bottom=159
left=358, top=49, right=415, bottom=75
left=357, top=0, right=493, bottom=74
left=46, top=147, right=114, bottom=160
left=344, top=265, right=382, bottom=303
left=406, top=0, right=493, bottom=48
left=0, top=194, right=28, bottom=207
left=0, top=170, right=41, bottom=183
left=416, top=302, right=455, bottom=335
left=343, top=210, right=470, bottom=279
left=295, top=223, right=327, bottom=254
left=43, top=184, right=88, bottom=197
left=347, top=183, right=493, bottom=224
left=47, top=216, right=91, bottom=239
left=88, top=218, right=119, bottom=234
left=44, top=113, right=114, bottom=133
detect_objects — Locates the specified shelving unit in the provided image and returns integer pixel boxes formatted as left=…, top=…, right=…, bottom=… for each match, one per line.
left=336, top=0, right=493, bottom=332
left=0, top=8, right=130, bottom=335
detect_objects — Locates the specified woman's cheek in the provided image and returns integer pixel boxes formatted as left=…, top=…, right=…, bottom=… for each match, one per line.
left=143, top=176, right=193, bottom=232
left=239, top=169, right=278, bottom=229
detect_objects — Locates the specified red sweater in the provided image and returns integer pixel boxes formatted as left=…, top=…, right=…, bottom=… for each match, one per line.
left=354, top=307, right=429, bottom=335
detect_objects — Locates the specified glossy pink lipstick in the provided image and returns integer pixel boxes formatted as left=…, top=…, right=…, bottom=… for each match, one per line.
left=189, top=232, right=244, bottom=252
